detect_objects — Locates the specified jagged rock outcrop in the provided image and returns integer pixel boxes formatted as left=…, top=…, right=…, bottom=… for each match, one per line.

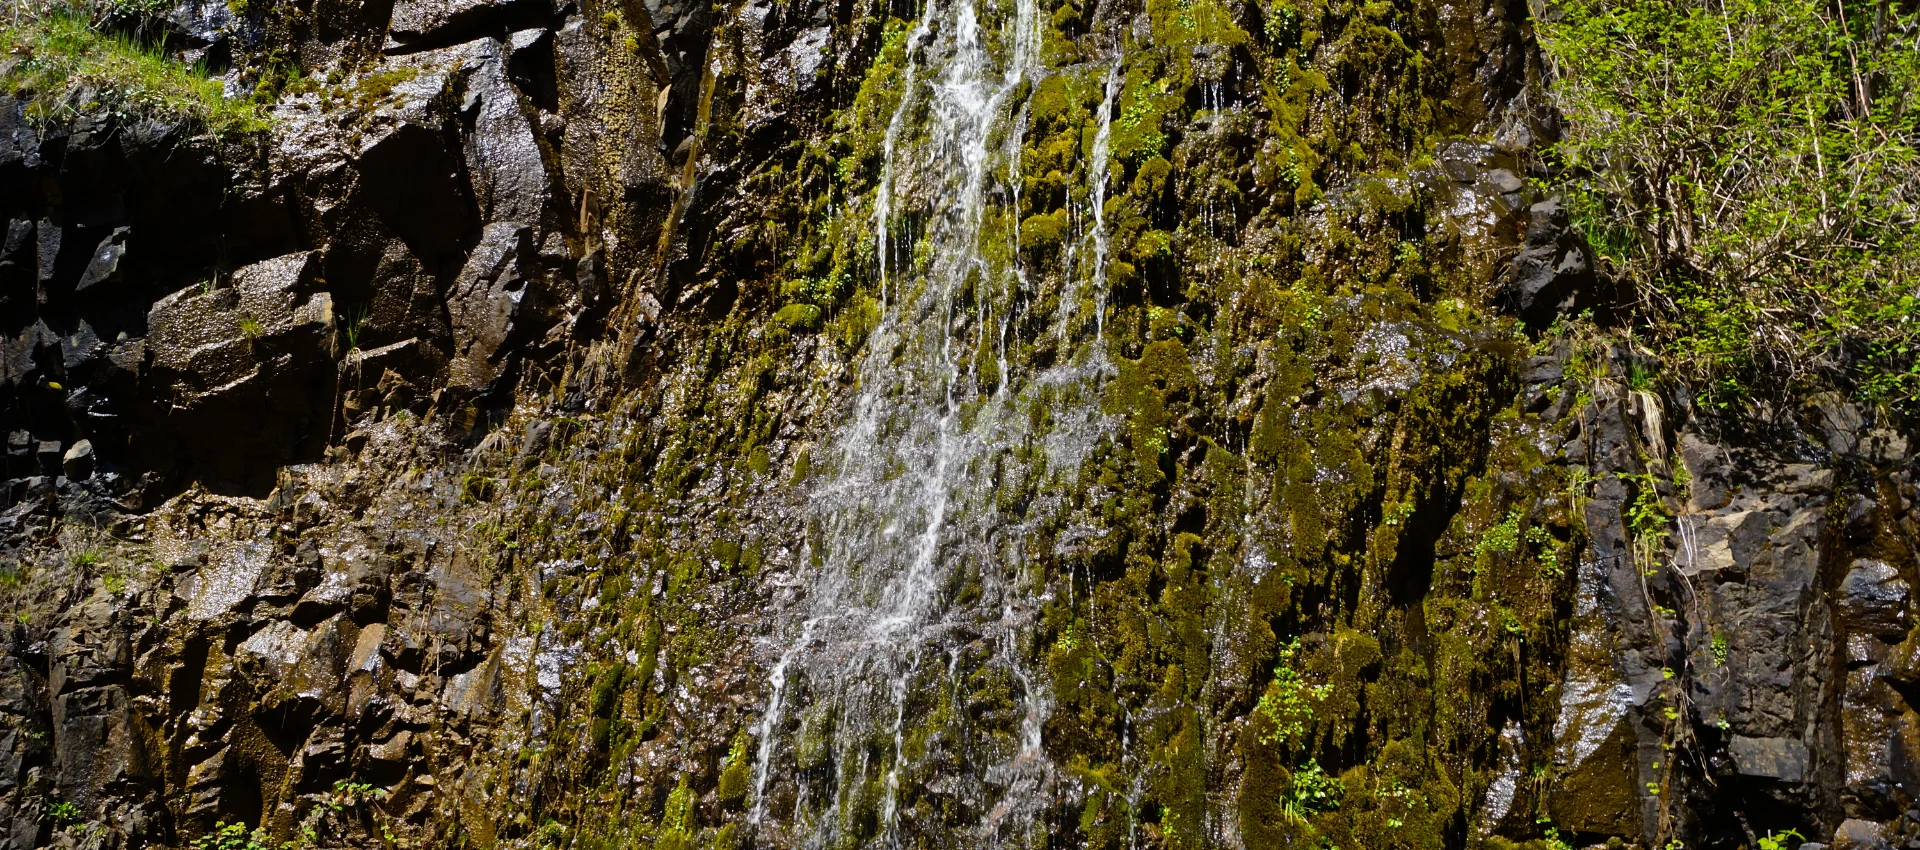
left=0, top=0, right=1914, bottom=849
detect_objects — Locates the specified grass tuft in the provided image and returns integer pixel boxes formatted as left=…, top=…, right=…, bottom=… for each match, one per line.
left=0, top=8, right=270, bottom=133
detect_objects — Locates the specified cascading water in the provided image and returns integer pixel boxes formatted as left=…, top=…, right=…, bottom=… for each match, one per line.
left=747, top=0, right=1125, bottom=846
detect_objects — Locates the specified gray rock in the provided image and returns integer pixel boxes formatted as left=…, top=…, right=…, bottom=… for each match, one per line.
left=1679, top=433, right=1732, bottom=510
left=1863, top=428, right=1909, bottom=465
left=1832, top=818, right=1891, bottom=850
left=60, top=440, right=92, bottom=481
left=1839, top=559, right=1911, bottom=639
left=166, top=0, right=237, bottom=47
left=1775, top=463, right=1835, bottom=494
left=1811, top=391, right=1868, bottom=456
left=33, top=441, right=59, bottom=477
left=388, top=0, right=535, bottom=47
left=147, top=251, right=334, bottom=411
left=447, top=222, right=535, bottom=389
left=1727, top=735, right=1809, bottom=782
left=783, top=26, right=831, bottom=91
left=74, top=226, right=128, bottom=292
left=460, top=39, right=553, bottom=227
left=1502, top=198, right=1606, bottom=330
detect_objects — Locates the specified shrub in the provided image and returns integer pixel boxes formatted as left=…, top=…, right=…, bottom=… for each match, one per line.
left=1539, top=0, right=1920, bottom=410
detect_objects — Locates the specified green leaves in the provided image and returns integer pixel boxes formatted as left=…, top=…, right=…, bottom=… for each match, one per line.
left=1539, top=0, right=1920, bottom=410
left=1255, top=638, right=1332, bottom=747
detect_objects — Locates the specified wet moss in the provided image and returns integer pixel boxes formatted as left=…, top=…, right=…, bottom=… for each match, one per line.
left=369, top=0, right=1609, bottom=841
left=773, top=303, right=824, bottom=331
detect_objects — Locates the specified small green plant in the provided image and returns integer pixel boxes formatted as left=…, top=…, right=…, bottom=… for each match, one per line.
left=1472, top=509, right=1524, bottom=565
left=1382, top=500, right=1415, bottom=527
left=1256, top=638, right=1330, bottom=746
left=340, top=305, right=369, bottom=352
left=657, top=775, right=696, bottom=850
left=1711, top=632, right=1730, bottom=667
left=461, top=473, right=498, bottom=503
left=100, top=573, right=126, bottom=595
left=190, top=821, right=279, bottom=850
left=323, top=780, right=393, bottom=843
left=1757, top=828, right=1803, bottom=850
left=1526, top=525, right=1562, bottom=578
left=71, top=549, right=102, bottom=568
left=1621, top=471, right=1673, bottom=575
left=325, top=779, right=386, bottom=811
left=1282, top=758, right=1344, bottom=823
left=48, top=800, right=81, bottom=824
left=1153, top=804, right=1185, bottom=841
left=1627, top=359, right=1656, bottom=392
left=1542, top=826, right=1575, bottom=850
left=237, top=315, right=265, bottom=339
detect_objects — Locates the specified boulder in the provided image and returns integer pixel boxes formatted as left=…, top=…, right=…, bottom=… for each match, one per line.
left=388, top=0, right=543, bottom=49
left=1831, top=819, right=1891, bottom=850
left=1502, top=198, right=1607, bottom=330
left=1838, top=559, right=1912, bottom=639
left=73, top=227, right=128, bottom=292
left=1679, top=433, right=1732, bottom=511
left=60, top=440, right=92, bottom=481
left=460, top=39, right=555, bottom=229
left=147, top=251, right=333, bottom=404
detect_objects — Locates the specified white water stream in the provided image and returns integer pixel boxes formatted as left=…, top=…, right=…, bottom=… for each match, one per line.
left=747, top=0, right=1124, bottom=846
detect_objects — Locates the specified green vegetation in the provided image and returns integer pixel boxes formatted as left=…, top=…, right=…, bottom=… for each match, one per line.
left=1282, top=759, right=1344, bottom=823
left=1539, top=0, right=1920, bottom=410
left=340, top=305, right=369, bottom=353
left=190, top=822, right=282, bottom=850
left=1255, top=639, right=1330, bottom=746
left=772, top=303, right=823, bottom=332
left=47, top=800, right=81, bottom=824
left=0, top=9, right=270, bottom=133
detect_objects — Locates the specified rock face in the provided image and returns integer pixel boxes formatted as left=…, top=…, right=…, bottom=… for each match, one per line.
left=0, top=0, right=1915, bottom=849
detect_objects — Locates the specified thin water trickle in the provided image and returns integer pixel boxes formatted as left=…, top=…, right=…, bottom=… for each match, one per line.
left=1087, top=58, right=1122, bottom=344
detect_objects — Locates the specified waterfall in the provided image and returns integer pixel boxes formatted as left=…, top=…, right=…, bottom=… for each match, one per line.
left=746, top=0, right=1126, bottom=846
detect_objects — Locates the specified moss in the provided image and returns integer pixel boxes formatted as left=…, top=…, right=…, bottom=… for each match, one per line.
left=351, top=0, right=1606, bottom=839
left=1020, top=209, right=1070, bottom=253
left=1146, top=0, right=1252, bottom=52
left=1108, top=67, right=1176, bottom=163
left=773, top=303, right=823, bottom=331
left=314, top=65, right=421, bottom=114
left=715, top=733, right=752, bottom=806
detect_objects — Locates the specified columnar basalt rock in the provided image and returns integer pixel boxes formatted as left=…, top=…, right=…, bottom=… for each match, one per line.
left=0, top=0, right=1915, bottom=849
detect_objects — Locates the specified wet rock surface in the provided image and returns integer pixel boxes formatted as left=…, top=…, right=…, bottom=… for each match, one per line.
left=0, top=0, right=1915, bottom=848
